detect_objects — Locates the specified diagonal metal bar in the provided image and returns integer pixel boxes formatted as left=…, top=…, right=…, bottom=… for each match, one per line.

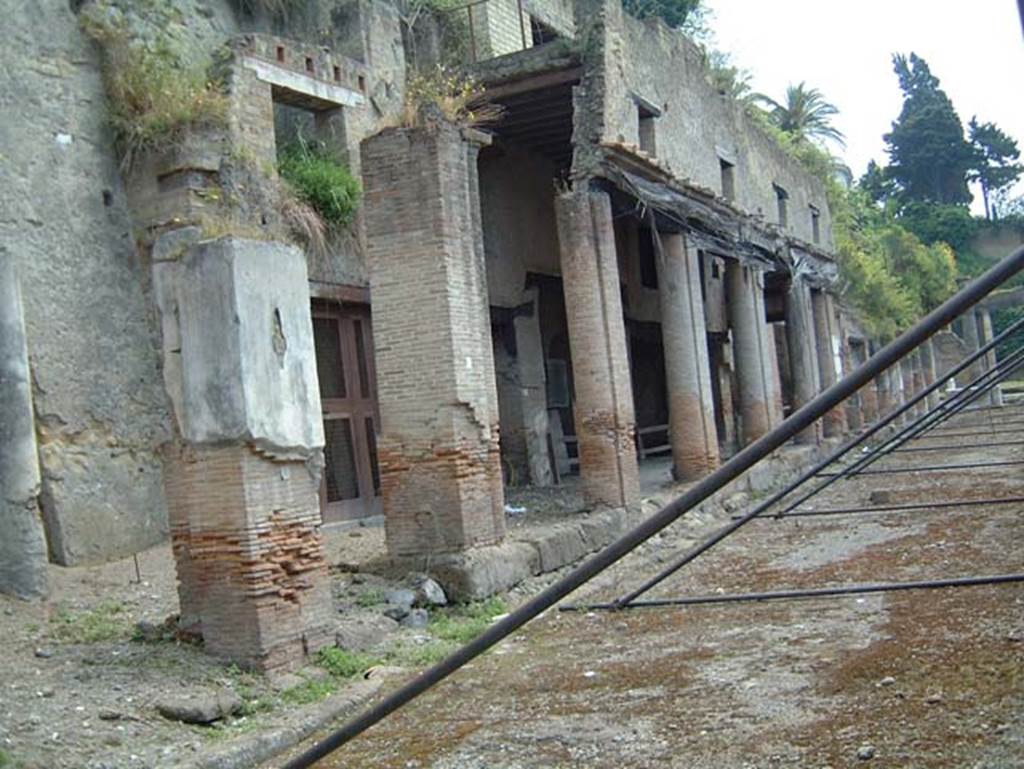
left=841, top=349, right=1024, bottom=477
left=735, top=495, right=1024, bottom=520
left=280, top=246, right=1024, bottom=769
left=784, top=346, right=1024, bottom=508
left=562, top=574, right=1024, bottom=612
left=914, top=425, right=1024, bottom=439
left=893, top=440, right=1024, bottom=452
left=606, top=312, right=1024, bottom=611
left=818, top=459, right=1024, bottom=477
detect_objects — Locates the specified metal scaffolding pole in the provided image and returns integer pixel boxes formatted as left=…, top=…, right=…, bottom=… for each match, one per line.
left=563, top=574, right=1024, bottom=612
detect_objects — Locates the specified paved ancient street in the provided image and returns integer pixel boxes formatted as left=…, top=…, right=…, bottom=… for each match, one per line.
left=286, top=405, right=1024, bottom=769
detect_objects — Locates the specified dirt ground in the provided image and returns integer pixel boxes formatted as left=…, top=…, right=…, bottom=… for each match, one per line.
left=279, top=404, right=1024, bottom=769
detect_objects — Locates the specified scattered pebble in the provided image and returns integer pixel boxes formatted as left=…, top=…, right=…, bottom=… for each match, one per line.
left=856, top=744, right=876, bottom=760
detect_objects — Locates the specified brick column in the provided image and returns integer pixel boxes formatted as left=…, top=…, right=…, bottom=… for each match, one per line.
left=727, top=261, right=782, bottom=444
left=979, top=308, right=1004, bottom=406
left=555, top=190, right=640, bottom=509
left=876, top=364, right=896, bottom=421
left=899, top=357, right=915, bottom=422
left=811, top=290, right=846, bottom=437
left=961, top=309, right=983, bottom=380
left=921, top=338, right=940, bottom=410
left=859, top=343, right=881, bottom=425
left=155, top=239, right=333, bottom=672
left=911, top=350, right=927, bottom=416
left=784, top=277, right=822, bottom=444
left=361, top=124, right=505, bottom=557
left=656, top=231, right=719, bottom=481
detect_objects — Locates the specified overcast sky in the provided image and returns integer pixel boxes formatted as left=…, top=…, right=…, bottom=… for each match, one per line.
left=703, top=0, right=1024, bottom=214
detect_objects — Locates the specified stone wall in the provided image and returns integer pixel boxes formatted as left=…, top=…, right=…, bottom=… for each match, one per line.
left=584, top=0, right=834, bottom=251
left=0, top=0, right=178, bottom=565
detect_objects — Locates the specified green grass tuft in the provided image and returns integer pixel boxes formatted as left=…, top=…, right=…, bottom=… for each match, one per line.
left=51, top=601, right=133, bottom=644
left=278, top=140, right=361, bottom=228
left=316, top=647, right=382, bottom=679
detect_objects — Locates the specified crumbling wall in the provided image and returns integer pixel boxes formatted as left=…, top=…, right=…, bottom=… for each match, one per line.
left=591, top=0, right=834, bottom=250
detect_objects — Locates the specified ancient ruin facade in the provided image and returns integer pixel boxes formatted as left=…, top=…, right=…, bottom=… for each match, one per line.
left=1, top=0, right=999, bottom=670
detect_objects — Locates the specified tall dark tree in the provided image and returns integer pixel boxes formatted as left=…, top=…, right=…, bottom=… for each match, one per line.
left=883, top=53, right=976, bottom=206
left=968, top=118, right=1023, bottom=220
left=860, top=159, right=894, bottom=203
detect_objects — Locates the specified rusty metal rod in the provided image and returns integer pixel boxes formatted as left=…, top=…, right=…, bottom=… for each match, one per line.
left=562, top=573, right=1024, bottom=612
left=776, top=342, right=1024, bottom=515
left=280, top=246, right=1024, bottom=769
left=819, top=459, right=1024, bottom=477
left=612, top=313, right=1024, bottom=609
left=847, top=349, right=1024, bottom=474
left=911, top=427, right=1024, bottom=440
left=806, top=346, right=1024, bottom=482
left=893, top=440, right=1024, bottom=453
left=734, top=495, right=1024, bottom=520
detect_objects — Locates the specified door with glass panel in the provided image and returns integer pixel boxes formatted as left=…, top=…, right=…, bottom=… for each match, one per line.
left=312, top=303, right=381, bottom=523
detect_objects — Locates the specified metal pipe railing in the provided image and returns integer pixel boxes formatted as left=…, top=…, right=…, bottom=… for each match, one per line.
left=281, top=246, right=1024, bottom=769
left=607, top=316, right=1024, bottom=608
left=836, top=347, right=1024, bottom=480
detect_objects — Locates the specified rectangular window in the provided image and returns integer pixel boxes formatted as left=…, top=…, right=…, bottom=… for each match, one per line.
left=774, top=183, right=789, bottom=228
left=530, top=16, right=559, bottom=45
left=638, top=108, right=657, bottom=156
left=638, top=228, right=658, bottom=289
left=719, top=158, right=735, bottom=201
left=810, top=205, right=821, bottom=244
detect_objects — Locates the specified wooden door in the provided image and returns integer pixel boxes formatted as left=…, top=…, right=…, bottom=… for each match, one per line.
left=312, top=303, right=381, bottom=524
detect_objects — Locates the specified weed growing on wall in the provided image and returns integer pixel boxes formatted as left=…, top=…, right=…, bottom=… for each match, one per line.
left=78, top=4, right=227, bottom=168
left=277, top=139, right=361, bottom=228
left=398, top=65, right=503, bottom=128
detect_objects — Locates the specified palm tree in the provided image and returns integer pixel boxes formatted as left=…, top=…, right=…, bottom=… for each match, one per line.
left=756, top=82, right=846, bottom=148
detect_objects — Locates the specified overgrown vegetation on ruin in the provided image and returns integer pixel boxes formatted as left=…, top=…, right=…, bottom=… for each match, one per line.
left=397, top=65, right=503, bottom=129
left=277, top=140, right=362, bottom=228
left=78, top=4, right=228, bottom=167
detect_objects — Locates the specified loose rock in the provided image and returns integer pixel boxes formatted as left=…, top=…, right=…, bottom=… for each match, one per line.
left=156, top=691, right=241, bottom=725
left=400, top=609, right=429, bottom=629
left=856, top=744, right=876, bottom=761
left=410, top=576, right=448, bottom=607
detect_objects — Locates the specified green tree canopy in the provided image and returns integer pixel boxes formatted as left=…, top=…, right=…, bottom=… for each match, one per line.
left=883, top=53, right=976, bottom=206
left=620, top=0, right=702, bottom=29
left=755, top=82, right=846, bottom=148
left=968, top=118, right=1023, bottom=220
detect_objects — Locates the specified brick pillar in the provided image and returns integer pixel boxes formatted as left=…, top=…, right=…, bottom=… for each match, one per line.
left=911, top=350, right=927, bottom=416
left=784, top=277, right=822, bottom=444
left=979, top=308, right=1004, bottom=406
left=899, top=357, right=915, bottom=422
left=859, top=343, right=881, bottom=425
left=656, top=231, right=719, bottom=481
left=155, top=239, right=333, bottom=672
left=921, top=338, right=940, bottom=410
left=961, top=309, right=983, bottom=380
left=727, top=261, right=781, bottom=444
left=876, top=364, right=896, bottom=421
left=811, top=290, right=846, bottom=437
left=555, top=190, right=640, bottom=509
left=361, top=124, right=505, bottom=557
